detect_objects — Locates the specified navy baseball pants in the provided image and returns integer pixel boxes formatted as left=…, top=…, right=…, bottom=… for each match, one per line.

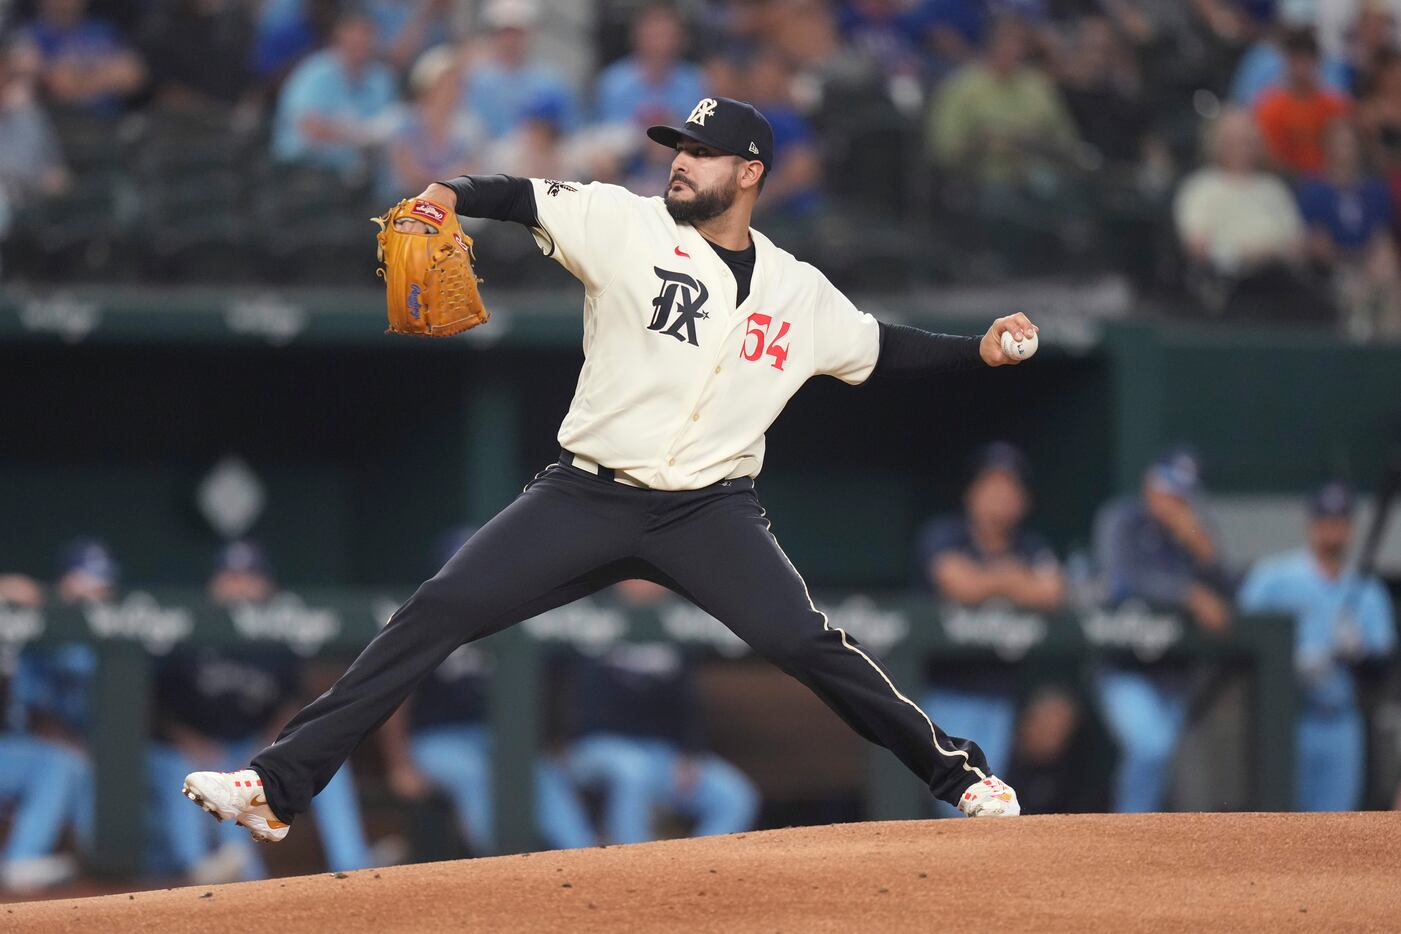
left=252, top=456, right=991, bottom=819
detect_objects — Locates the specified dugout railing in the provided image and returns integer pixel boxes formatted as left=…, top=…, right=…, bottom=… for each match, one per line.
left=3, top=592, right=1294, bottom=878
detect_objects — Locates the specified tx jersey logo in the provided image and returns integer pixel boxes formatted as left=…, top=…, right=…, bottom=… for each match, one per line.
left=648, top=267, right=710, bottom=346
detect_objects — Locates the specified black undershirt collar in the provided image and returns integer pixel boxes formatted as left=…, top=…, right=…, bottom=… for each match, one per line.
left=702, top=237, right=756, bottom=306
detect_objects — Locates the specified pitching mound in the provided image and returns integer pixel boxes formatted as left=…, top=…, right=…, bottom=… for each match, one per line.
left=9, top=813, right=1401, bottom=932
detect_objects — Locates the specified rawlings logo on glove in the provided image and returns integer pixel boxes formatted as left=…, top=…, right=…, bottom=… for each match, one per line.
left=372, top=198, right=488, bottom=336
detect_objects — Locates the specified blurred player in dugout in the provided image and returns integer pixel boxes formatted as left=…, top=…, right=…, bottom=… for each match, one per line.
left=148, top=541, right=383, bottom=881
left=560, top=579, right=759, bottom=845
left=1239, top=481, right=1396, bottom=811
left=915, top=443, right=1066, bottom=816
left=0, top=538, right=108, bottom=892
left=1093, top=446, right=1233, bottom=813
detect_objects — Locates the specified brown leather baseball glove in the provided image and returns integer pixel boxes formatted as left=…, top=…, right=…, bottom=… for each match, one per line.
left=372, top=197, right=488, bottom=336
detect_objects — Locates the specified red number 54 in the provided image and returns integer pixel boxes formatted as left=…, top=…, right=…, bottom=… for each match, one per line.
left=740, top=313, right=792, bottom=371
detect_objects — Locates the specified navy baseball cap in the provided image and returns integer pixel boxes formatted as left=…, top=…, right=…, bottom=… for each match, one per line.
left=647, top=97, right=774, bottom=175
left=1308, top=481, right=1356, bottom=519
left=58, top=537, right=119, bottom=585
left=214, top=540, right=273, bottom=577
left=1147, top=444, right=1203, bottom=497
left=972, top=441, right=1029, bottom=482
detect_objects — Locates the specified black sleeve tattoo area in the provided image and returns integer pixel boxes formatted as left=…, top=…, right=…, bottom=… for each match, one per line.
left=437, top=175, right=539, bottom=227
left=872, top=321, right=986, bottom=379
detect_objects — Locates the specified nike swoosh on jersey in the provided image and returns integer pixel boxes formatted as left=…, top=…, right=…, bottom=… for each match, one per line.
left=674, top=246, right=690, bottom=258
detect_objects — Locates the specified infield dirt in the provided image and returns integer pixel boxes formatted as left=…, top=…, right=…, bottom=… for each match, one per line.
left=7, top=812, right=1400, bottom=932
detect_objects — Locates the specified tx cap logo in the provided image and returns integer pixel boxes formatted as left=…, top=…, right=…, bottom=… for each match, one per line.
left=686, top=98, right=719, bottom=126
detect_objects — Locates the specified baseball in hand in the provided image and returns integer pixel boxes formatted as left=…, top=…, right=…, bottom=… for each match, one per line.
left=1001, top=329, right=1038, bottom=361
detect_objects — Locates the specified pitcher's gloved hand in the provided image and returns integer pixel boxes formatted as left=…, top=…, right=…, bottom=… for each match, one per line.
left=372, top=197, right=488, bottom=336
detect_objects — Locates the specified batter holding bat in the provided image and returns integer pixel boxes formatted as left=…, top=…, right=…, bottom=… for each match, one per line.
left=183, top=96, right=1037, bottom=842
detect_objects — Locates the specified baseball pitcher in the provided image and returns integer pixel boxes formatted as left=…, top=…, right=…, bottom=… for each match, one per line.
left=183, top=97, right=1037, bottom=843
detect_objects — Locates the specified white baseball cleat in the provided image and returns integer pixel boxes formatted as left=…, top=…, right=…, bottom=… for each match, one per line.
left=958, top=775, right=1022, bottom=817
left=182, top=769, right=291, bottom=843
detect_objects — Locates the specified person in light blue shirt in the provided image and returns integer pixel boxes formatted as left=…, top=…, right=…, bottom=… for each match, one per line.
left=1238, top=481, right=1396, bottom=811
left=595, top=4, right=705, bottom=128
left=463, top=0, right=579, bottom=140
left=272, top=10, right=399, bottom=175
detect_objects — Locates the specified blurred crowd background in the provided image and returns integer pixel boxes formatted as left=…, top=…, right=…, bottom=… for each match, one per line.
left=2, top=0, right=1401, bottom=901
left=4, top=0, right=1401, bottom=336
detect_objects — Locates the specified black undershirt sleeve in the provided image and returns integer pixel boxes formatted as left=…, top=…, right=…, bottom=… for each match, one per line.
left=872, top=321, right=986, bottom=379
left=437, top=174, right=539, bottom=227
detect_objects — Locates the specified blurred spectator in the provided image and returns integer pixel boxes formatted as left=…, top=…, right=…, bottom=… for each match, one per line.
left=563, top=580, right=759, bottom=845
left=136, top=0, right=255, bottom=114
left=1357, top=50, right=1401, bottom=196
left=482, top=96, right=577, bottom=182
left=1298, top=120, right=1401, bottom=339
left=378, top=45, right=484, bottom=203
left=916, top=442, right=1064, bottom=813
left=377, top=526, right=594, bottom=854
left=927, top=14, right=1085, bottom=262
left=1100, top=0, right=1254, bottom=108
left=746, top=51, right=822, bottom=220
left=21, top=0, right=146, bottom=117
left=1239, top=481, right=1397, bottom=811
left=148, top=541, right=382, bottom=882
left=272, top=8, right=398, bottom=177
left=928, top=15, right=1081, bottom=186
left=251, top=0, right=338, bottom=83
left=1054, top=15, right=1161, bottom=172
left=1092, top=446, right=1232, bottom=813
left=1341, top=1, right=1398, bottom=98
left=596, top=3, right=705, bottom=128
left=0, top=37, right=68, bottom=248
left=366, top=0, right=454, bottom=72
left=462, top=0, right=580, bottom=140
left=908, top=0, right=988, bottom=80
left=1173, top=108, right=1311, bottom=315
left=1230, top=20, right=1351, bottom=107
left=1318, top=0, right=1401, bottom=95
left=1254, top=28, right=1352, bottom=176
left=761, top=0, right=844, bottom=81
left=836, top=0, right=981, bottom=93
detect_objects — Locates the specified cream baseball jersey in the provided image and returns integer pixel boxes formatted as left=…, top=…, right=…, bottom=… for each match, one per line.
left=527, top=177, right=881, bottom=491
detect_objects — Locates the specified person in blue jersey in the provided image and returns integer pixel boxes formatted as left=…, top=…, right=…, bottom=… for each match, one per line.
left=1239, top=481, right=1396, bottom=811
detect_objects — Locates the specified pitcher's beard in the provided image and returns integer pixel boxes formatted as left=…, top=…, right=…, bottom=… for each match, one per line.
left=665, top=179, right=738, bottom=224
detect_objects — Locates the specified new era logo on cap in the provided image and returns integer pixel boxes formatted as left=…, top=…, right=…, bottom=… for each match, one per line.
left=749, top=141, right=759, bottom=154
